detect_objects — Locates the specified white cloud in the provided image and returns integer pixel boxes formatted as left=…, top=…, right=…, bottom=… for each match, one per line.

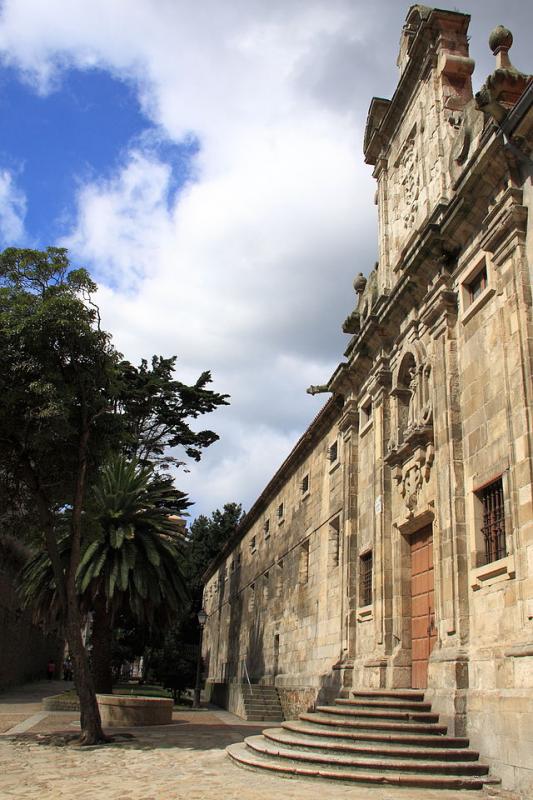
left=2, top=0, right=531, bottom=516
left=0, top=169, right=26, bottom=245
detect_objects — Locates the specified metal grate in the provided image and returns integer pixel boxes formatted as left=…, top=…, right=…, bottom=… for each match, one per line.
left=480, top=479, right=506, bottom=564
left=360, top=551, right=373, bottom=606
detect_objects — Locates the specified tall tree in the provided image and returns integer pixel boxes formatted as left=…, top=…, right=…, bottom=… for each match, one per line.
left=0, top=247, right=119, bottom=743
left=0, top=247, right=228, bottom=743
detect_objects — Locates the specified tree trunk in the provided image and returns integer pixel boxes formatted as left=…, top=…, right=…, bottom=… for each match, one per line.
left=21, top=450, right=107, bottom=743
left=92, top=600, right=114, bottom=694
left=66, top=416, right=107, bottom=744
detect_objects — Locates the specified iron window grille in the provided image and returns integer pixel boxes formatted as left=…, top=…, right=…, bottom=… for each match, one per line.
left=328, top=441, right=338, bottom=463
left=301, top=474, right=309, bottom=494
left=360, top=551, right=373, bottom=606
left=479, top=478, right=506, bottom=564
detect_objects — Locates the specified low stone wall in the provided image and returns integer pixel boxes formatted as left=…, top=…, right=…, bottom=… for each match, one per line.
left=43, top=693, right=80, bottom=711
left=97, top=694, right=173, bottom=727
left=277, top=687, right=317, bottom=719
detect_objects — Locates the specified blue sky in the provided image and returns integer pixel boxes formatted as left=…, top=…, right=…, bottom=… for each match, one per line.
left=0, top=0, right=531, bottom=519
left=0, top=65, right=199, bottom=249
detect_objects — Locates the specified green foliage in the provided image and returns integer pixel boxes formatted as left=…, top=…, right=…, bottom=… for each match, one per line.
left=186, top=503, right=245, bottom=591
left=0, top=246, right=120, bottom=514
left=116, top=355, right=229, bottom=469
left=79, top=456, right=191, bottom=626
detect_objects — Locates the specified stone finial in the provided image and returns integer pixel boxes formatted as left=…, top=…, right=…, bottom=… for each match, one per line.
left=353, top=273, right=367, bottom=295
left=489, top=25, right=514, bottom=70
left=475, top=24, right=531, bottom=119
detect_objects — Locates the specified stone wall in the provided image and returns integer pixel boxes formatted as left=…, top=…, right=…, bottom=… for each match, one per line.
left=0, top=570, right=63, bottom=688
left=203, top=398, right=346, bottom=698
left=203, top=7, right=533, bottom=793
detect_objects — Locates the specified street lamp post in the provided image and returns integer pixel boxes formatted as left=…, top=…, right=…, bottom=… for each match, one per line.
left=193, top=608, right=207, bottom=708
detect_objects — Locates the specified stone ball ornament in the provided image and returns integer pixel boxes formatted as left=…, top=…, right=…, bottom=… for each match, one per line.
left=353, top=273, right=367, bottom=294
left=489, top=25, right=513, bottom=55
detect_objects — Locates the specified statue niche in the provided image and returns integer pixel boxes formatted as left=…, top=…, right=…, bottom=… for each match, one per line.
left=386, top=351, right=434, bottom=517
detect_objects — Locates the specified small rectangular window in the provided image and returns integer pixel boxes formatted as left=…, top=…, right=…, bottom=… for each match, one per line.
left=301, top=474, right=309, bottom=494
left=328, top=441, right=338, bottom=463
left=360, top=551, right=373, bottom=606
left=249, top=583, right=255, bottom=612
left=467, top=264, right=488, bottom=303
left=477, top=478, right=506, bottom=564
left=277, top=502, right=284, bottom=519
left=250, top=535, right=257, bottom=554
left=236, top=552, right=241, bottom=567
left=264, top=518, right=270, bottom=539
left=361, top=399, right=373, bottom=428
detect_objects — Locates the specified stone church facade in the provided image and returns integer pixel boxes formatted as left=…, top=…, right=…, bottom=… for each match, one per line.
left=202, top=6, right=533, bottom=792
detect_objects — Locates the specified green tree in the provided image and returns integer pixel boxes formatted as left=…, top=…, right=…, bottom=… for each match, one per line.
left=117, top=356, right=227, bottom=470
left=0, top=246, right=228, bottom=743
left=186, top=503, right=245, bottom=593
left=79, top=456, right=190, bottom=692
left=0, top=247, right=120, bottom=743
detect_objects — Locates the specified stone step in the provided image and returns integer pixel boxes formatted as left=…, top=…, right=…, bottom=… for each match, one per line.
left=316, top=704, right=439, bottom=723
left=244, top=711, right=283, bottom=718
left=301, top=712, right=448, bottom=735
left=244, top=735, right=489, bottom=776
left=264, top=727, right=480, bottom=761
left=335, top=698, right=433, bottom=712
left=226, top=741, right=495, bottom=790
left=283, top=719, right=470, bottom=748
left=351, top=689, right=426, bottom=701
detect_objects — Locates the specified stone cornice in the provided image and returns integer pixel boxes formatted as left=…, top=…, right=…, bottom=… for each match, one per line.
left=202, top=395, right=344, bottom=584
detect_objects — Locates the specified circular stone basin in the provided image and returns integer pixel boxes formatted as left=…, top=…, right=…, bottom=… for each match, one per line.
left=96, top=694, right=173, bottom=727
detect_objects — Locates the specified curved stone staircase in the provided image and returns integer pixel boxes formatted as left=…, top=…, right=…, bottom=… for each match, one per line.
left=227, top=689, right=499, bottom=790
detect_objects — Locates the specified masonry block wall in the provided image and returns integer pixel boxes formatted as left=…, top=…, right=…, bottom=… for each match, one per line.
left=202, top=6, right=533, bottom=792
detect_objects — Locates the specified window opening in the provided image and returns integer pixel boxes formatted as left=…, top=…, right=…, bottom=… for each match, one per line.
left=477, top=478, right=506, bottom=564
left=360, top=551, right=373, bottom=606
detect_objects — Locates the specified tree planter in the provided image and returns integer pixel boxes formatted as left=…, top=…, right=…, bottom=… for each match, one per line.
left=96, top=694, right=173, bottom=727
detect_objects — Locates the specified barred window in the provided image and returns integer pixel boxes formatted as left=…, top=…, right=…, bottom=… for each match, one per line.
left=477, top=478, right=506, bottom=564
left=360, top=551, right=373, bottom=606
left=301, top=474, right=309, bottom=494
left=328, top=441, right=338, bottom=463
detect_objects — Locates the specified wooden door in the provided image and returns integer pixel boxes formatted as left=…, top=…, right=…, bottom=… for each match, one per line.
left=410, top=526, right=436, bottom=689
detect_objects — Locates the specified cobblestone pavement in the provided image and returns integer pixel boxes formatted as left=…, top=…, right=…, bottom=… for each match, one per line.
left=0, top=683, right=506, bottom=800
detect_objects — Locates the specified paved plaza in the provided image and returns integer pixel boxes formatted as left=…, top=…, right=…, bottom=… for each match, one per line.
left=0, top=682, right=518, bottom=800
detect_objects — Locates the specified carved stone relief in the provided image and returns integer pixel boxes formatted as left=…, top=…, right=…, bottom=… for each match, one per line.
left=386, top=352, right=434, bottom=515
left=392, top=444, right=435, bottom=517
left=399, top=139, right=420, bottom=230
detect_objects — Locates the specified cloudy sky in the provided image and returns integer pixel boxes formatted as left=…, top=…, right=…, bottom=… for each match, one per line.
left=0, top=0, right=531, bottom=520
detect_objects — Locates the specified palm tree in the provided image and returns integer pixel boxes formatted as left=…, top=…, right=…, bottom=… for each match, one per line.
left=19, top=457, right=191, bottom=693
